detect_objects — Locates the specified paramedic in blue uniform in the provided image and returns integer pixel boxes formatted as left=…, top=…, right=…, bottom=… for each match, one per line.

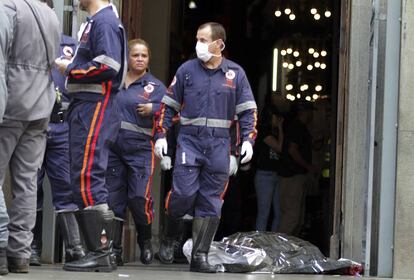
left=30, top=35, right=86, bottom=267
left=106, top=39, right=166, bottom=265
left=154, top=22, right=257, bottom=273
left=54, top=0, right=127, bottom=272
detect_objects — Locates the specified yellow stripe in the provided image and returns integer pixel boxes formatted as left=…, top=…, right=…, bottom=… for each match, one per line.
left=144, top=141, right=155, bottom=224
left=80, top=102, right=102, bottom=206
left=249, top=109, right=258, bottom=139
left=71, top=66, right=98, bottom=75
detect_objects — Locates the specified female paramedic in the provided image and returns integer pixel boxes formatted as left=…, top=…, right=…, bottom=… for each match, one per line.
left=106, top=39, right=166, bottom=265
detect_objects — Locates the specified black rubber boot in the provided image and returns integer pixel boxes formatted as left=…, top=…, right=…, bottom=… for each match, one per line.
left=136, top=224, right=153, bottom=265
left=112, top=218, right=124, bottom=266
left=173, top=219, right=192, bottom=263
left=57, top=212, right=86, bottom=263
left=30, top=210, right=42, bottom=266
left=158, top=215, right=182, bottom=264
left=0, top=248, right=8, bottom=275
left=63, top=209, right=115, bottom=272
left=190, top=217, right=220, bottom=273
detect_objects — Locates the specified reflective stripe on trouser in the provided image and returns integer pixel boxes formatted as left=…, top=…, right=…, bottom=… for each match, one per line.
left=68, top=84, right=120, bottom=208
left=165, top=133, right=230, bottom=218
left=37, top=122, right=77, bottom=211
left=106, top=130, right=154, bottom=223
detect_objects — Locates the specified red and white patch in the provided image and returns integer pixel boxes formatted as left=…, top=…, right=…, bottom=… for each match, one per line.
left=144, top=84, right=154, bottom=93
left=62, top=46, right=74, bottom=57
left=170, top=76, right=177, bottom=87
left=225, top=70, right=236, bottom=80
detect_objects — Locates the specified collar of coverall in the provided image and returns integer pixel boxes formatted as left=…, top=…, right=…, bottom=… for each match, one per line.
left=129, top=72, right=156, bottom=87
left=87, top=4, right=118, bottom=21
left=198, top=57, right=230, bottom=74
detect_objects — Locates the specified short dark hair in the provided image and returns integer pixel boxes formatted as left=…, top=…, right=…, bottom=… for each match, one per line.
left=128, top=38, right=151, bottom=59
left=198, top=22, right=226, bottom=43
left=40, top=0, right=54, bottom=9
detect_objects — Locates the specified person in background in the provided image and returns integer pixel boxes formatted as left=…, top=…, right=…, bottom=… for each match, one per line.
left=54, top=0, right=127, bottom=272
left=30, top=33, right=86, bottom=267
left=254, top=104, right=284, bottom=231
left=0, top=0, right=60, bottom=273
left=278, top=101, right=319, bottom=237
left=105, top=38, right=166, bottom=265
left=154, top=22, right=257, bottom=273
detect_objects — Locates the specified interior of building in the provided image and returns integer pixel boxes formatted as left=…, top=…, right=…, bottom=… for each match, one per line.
left=166, top=0, right=341, bottom=257
left=42, top=0, right=343, bottom=262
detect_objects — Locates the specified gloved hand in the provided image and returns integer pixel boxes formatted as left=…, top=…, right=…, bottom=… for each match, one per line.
left=229, top=155, right=238, bottom=176
left=160, top=156, right=172, bottom=171
left=154, top=138, right=168, bottom=159
left=240, top=141, right=253, bottom=164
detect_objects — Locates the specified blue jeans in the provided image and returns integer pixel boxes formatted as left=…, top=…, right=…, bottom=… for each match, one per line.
left=255, top=169, right=281, bottom=231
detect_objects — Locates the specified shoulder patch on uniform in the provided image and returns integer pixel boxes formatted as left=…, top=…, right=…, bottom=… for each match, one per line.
left=144, top=84, right=155, bottom=93
left=225, top=70, right=236, bottom=80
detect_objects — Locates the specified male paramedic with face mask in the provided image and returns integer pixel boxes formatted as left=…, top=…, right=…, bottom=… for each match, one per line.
left=154, top=22, right=257, bottom=273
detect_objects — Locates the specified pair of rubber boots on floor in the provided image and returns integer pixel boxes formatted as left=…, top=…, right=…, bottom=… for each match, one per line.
left=30, top=210, right=122, bottom=272
left=159, top=216, right=219, bottom=273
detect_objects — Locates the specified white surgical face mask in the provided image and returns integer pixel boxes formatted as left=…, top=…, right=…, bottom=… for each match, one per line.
left=195, top=41, right=213, bottom=62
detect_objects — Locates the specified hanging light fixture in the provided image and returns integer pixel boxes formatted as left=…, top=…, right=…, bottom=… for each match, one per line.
left=188, top=0, right=197, bottom=9
left=275, top=10, right=282, bottom=17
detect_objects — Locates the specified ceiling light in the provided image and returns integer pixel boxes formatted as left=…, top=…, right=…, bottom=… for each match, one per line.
left=321, top=50, right=327, bottom=56
left=305, top=96, right=312, bottom=101
left=188, top=0, right=197, bottom=9
left=308, top=48, right=315, bottom=54
left=286, top=93, right=295, bottom=101
left=285, top=84, right=293, bottom=91
left=314, top=61, right=321, bottom=68
left=325, top=11, right=332, bottom=18
left=281, top=49, right=287, bottom=56
left=293, top=51, right=299, bottom=57
left=288, top=63, right=294, bottom=70
left=275, top=10, right=282, bottom=17
left=313, top=52, right=320, bottom=58
left=295, top=61, right=302, bottom=67
left=284, top=8, right=291, bottom=15
left=289, top=14, right=296, bottom=20
left=312, top=94, right=319, bottom=100
left=296, top=93, right=301, bottom=99
left=310, top=8, right=317, bottom=15
left=314, top=14, right=321, bottom=20
left=286, top=48, right=293, bottom=54
left=315, top=85, right=323, bottom=91
left=282, top=62, right=289, bottom=68
left=307, top=65, right=313, bottom=70
left=320, top=63, right=327, bottom=69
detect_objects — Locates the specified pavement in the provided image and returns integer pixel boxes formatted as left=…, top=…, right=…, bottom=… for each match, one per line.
left=0, top=262, right=400, bottom=280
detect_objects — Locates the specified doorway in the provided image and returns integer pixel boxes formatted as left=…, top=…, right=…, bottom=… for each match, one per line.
left=166, top=0, right=344, bottom=258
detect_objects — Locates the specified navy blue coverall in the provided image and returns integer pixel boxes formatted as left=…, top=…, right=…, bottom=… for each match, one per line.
left=65, top=6, right=127, bottom=208
left=106, top=72, right=166, bottom=223
left=155, top=58, right=257, bottom=218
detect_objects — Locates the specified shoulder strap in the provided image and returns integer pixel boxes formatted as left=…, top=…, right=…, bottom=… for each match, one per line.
left=22, top=0, right=51, bottom=68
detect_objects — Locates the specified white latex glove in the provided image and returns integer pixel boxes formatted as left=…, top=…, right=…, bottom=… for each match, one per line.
left=160, top=156, right=172, bottom=171
left=154, top=138, right=168, bottom=159
left=229, top=155, right=238, bottom=176
left=240, top=141, right=253, bottom=164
